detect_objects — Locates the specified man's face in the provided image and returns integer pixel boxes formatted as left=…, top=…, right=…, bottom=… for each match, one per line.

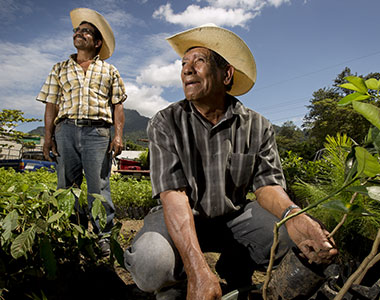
left=72, top=23, right=101, bottom=52
left=181, top=47, right=226, bottom=101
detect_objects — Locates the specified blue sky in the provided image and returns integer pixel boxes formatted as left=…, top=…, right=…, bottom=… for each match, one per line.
left=1, top=0, right=379, bottom=132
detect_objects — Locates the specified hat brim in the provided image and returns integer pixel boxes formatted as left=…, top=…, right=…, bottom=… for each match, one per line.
left=70, top=8, right=115, bottom=60
left=167, top=25, right=256, bottom=96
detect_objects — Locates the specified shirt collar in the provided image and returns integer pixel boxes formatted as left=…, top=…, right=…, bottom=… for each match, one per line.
left=69, top=54, right=100, bottom=65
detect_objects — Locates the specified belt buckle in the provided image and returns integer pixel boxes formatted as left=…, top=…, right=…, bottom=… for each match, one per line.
left=74, top=119, right=84, bottom=127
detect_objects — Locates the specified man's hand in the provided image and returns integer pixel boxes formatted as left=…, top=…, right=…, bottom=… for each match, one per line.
left=109, top=135, right=123, bottom=158
left=43, top=136, right=58, bottom=162
left=286, top=213, right=338, bottom=264
left=187, top=268, right=222, bottom=300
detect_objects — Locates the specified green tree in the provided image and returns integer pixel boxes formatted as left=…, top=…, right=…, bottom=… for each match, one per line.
left=0, top=109, right=40, bottom=149
left=303, top=68, right=380, bottom=151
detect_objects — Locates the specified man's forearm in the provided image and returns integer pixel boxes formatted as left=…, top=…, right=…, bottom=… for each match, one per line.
left=113, top=102, right=125, bottom=139
left=44, top=103, right=58, bottom=139
left=160, top=190, right=210, bottom=278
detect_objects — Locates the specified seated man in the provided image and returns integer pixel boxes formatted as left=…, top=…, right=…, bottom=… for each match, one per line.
left=124, top=24, right=337, bottom=300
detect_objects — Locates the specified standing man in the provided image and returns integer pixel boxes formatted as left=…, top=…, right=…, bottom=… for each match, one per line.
left=124, top=25, right=337, bottom=299
left=37, top=8, right=127, bottom=256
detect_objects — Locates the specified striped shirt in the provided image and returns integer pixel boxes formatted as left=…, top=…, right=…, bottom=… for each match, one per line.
left=148, top=95, right=286, bottom=218
left=36, top=54, right=127, bottom=124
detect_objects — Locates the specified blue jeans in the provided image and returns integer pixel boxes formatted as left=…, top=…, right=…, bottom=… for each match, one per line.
left=55, top=120, right=114, bottom=235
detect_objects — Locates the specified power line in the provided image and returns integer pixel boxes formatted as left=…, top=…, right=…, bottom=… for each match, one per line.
left=254, top=50, right=380, bottom=92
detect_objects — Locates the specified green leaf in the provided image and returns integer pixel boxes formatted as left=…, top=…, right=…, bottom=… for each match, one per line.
left=353, top=101, right=380, bottom=130
left=344, top=76, right=369, bottom=94
left=110, top=223, right=125, bottom=268
left=11, top=226, right=36, bottom=259
left=349, top=204, right=373, bottom=216
left=35, top=218, right=48, bottom=234
left=1, top=210, right=19, bottom=243
left=39, top=237, right=57, bottom=279
left=355, top=146, right=380, bottom=177
left=338, top=92, right=371, bottom=106
left=367, top=186, right=380, bottom=201
left=345, top=185, right=369, bottom=195
left=57, top=189, right=75, bottom=217
left=91, top=195, right=107, bottom=231
left=71, top=223, right=85, bottom=235
left=322, top=199, right=349, bottom=213
left=47, top=212, right=65, bottom=223
left=365, top=78, right=380, bottom=91
left=366, top=127, right=380, bottom=153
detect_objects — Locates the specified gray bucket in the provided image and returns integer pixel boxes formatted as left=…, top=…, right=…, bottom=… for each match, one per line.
left=267, top=247, right=325, bottom=300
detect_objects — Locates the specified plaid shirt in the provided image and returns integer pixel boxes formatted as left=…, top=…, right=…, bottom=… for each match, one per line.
left=36, top=54, right=127, bottom=124
left=148, top=96, right=286, bottom=218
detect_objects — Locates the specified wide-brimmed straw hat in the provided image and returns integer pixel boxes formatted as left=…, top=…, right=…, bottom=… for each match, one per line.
left=166, top=24, right=256, bottom=96
left=70, top=8, right=115, bottom=60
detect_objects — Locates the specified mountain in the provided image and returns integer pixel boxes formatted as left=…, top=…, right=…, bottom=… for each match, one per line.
left=28, top=109, right=150, bottom=142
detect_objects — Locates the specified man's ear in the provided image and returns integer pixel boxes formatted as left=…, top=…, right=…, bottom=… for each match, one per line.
left=95, top=39, right=102, bottom=50
left=224, top=65, right=234, bottom=86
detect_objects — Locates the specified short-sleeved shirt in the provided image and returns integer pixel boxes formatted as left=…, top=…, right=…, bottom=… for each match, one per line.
left=36, top=54, right=127, bottom=124
left=147, top=95, right=286, bottom=218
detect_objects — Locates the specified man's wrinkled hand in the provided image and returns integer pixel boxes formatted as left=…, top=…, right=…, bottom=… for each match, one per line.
left=187, top=271, right=222, bottom=300
left=286, top=214, right=338, bottom=264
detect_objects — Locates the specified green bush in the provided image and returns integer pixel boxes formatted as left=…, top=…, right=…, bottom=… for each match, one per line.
left=110, top=173, right=157, bottom=218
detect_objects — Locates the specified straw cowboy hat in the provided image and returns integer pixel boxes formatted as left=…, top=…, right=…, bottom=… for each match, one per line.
left=70, top=8, right=115, bottom=60
left=166, top=24, right=257, bottom=96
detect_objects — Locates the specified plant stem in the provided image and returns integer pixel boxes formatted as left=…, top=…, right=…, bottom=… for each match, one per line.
left=328, top=191, right=358, bottom=238
left=334, top=227, right=380, bottom=299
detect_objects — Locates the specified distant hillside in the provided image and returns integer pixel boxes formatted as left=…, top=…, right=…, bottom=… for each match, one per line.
left=28, top=109, right=150, bottom=143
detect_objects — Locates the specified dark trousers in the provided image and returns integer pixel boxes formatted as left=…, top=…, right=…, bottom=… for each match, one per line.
left=124, top=201, right=294, bottom=293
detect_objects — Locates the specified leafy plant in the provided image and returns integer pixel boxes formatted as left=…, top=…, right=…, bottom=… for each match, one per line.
left=262, top=76, right=380, bottom=299
left=0, top=168, right=123, bottom=299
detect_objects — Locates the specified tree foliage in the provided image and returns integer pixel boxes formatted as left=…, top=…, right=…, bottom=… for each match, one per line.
left=0, top=109, right=40, bottom=149
left=303, top=68, right=380, bottom=151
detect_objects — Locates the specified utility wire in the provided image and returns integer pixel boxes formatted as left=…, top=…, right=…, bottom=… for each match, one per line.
left=254, top=50, right=380, bottom=92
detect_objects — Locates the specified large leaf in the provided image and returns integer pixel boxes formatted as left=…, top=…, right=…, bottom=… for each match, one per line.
left=91, top=195, right=107, bottom=231
left=344, top=76, right=369, bottom=94
left=367, top=186, right=380, bottom=201
left=1, top=210, right=19, bottom=243
left=345, top=185, right=368, bottom=195
left=322, top=199, right=349, bottom=213
left=57, top=189, right=75, bottom=217
left=338, top=92, right=370, bottom=106
left=47, top=212, right=65, bottom=223
left=11, top=225, right=36, bottom=259
left=322, top=200, right=371, bottom=216
left=353, top=101, right=380, bottom=129
left=365, top=78, right=380, bottom=91
left=39, top=237, right=57, bottom=279
left=110, top=223, right=125, bottom=268
left=355, top=146, right=380, bottom=177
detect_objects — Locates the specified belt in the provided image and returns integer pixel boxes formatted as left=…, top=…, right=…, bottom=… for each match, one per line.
left=60, top=118, right=111, bottom=127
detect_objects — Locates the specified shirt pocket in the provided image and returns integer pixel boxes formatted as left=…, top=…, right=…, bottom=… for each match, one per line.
left=89, top=72, right=111, bottom=98
left=227, top=153, right=255, bottom=188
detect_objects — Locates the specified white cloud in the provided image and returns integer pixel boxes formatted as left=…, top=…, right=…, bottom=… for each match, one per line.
left=153, top=3, right=255, bottom=28
left=136, top=60, right=182, bottom=88
left=124, top=83, right=171, bottom=117
left=153, top=0, right=291, bottom=27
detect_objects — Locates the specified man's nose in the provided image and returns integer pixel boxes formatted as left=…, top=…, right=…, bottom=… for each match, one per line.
left=182, top=62, right=195, bottom=75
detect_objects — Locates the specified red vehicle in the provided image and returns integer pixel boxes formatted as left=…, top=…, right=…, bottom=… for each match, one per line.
left=119, top=158, right=142, bottom=171
left=116, top=158, right=149, bottom=177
